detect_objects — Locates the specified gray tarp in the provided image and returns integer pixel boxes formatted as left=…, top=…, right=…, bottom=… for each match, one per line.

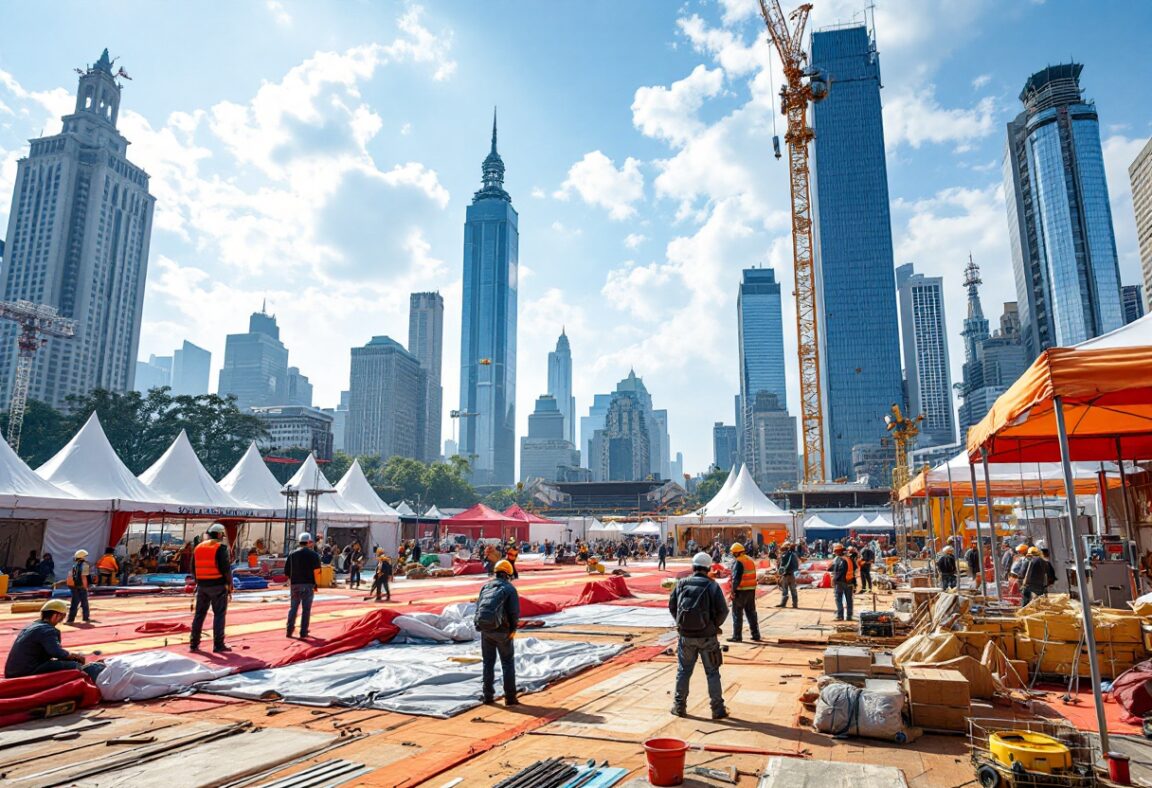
left=198, top=637, right=625, bottom=718
left=532, top=603, right=675, bottom=629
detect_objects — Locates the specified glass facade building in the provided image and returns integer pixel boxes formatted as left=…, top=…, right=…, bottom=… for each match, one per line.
left=810, top=26, right=903, bottom=481
left=547, top=330, right=575, bottom=445
left=1003, top=64, right=1123, bottom=357
left=895, top=264, right=954, bottom=449
left=459, top=114, right=518, bottom=485
left=409, top=292, right=444, bottom=462
left=218, top=309, right=289, bottom=411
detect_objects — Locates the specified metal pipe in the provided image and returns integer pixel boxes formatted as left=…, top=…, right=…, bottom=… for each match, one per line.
left=1053, top=395, right=1109, bottom=755
left=968, top=461, right=987, bottom=593
left=1097, top=463, right=1110, bottom=535
left=944, top=458, right=960, bottom=551
left=981, top=448, right=1004, bottom=592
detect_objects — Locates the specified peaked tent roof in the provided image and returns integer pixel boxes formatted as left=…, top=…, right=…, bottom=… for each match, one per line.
left=37, top=413, right=170, bottom=506
left=845, top=514, right=875, bottom=529
left=869, top=513, right=893, bottom=526
left=393, top=501, right=416, bottom=516
left=219, top=443, right=287, bottom=510
left=423, top=505, right=446, bottom=519
left=898, top=449, right=1125, bottom=500
left=0, top=433, right=78, bottom=503
left=335, top=460, right=399, bottom=518
left=503, top=504, right=561, bottom=524
left=442, top=503, right=513, bottom=524
left=284, top=454, right=335, bottom=493
left=139, top=430, right=248, bottom=511
left=689, top=465, right=790, bottom=520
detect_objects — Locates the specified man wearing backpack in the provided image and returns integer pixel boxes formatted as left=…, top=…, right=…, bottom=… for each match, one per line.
left=668, top=552, right=730, bottom=719
left=474, top=559, right=521, bottom=706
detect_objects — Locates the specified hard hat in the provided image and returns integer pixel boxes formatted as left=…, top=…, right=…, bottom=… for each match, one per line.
left=298, top=532, right=313, bottom=543
left=730, top=542, right=745, bottom=554
left=832, top=543, right=845, bottom=553
left=942, top=545, right=954, bottom=553
left=1027, top=546, right=1041, bottom=557
left=692, top=552, right=712, bottom=569
left=207, top=523, right=226, bottom=538
left=376, top=548, right=385, bottom=556
left=782, top=541, right=793, bottom=548
left=494, top=560, right=514, bottom=575
left=1016, top=544, right=1028, bottom=554
left=41, top=599, right=69, bottom=616
left=74, top=549, right=89, bottom=560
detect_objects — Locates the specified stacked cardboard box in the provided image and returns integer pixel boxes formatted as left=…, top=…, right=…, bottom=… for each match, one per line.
left=823, top=646, right=872, bottom=676
left=903, top=667, right=970, bottom=731
left=1017, top=606, right=1144, bottom=679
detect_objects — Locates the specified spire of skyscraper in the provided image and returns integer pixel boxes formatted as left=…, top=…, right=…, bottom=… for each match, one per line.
left=476, top=106, right=508, bottom=201
left=961, top=254, right=990, bottom=365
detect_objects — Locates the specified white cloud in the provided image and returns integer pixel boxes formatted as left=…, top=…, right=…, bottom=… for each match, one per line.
left=550, top=220, right=582, bottom=238
left=631, top=64, right=724, bottom=146
left=972, top=74, right=992, bottom=89
left=266, top=0, right=292, bottom=26
left=883, top=87, right=997, bottom=152
left=530, top=186, right=546, bottom=199
left=623, top=233, right=647, bottom=249
left=554, top=151, right=644, bottom=220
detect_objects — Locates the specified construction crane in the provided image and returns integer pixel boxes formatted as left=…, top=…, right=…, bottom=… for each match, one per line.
left=0, top=300, right=76, bottom=453
left=757, top=0, right=829, bottom=484
left=885, top=403, right=924, bottom=492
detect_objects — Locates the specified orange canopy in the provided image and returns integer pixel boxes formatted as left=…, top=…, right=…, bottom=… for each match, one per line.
left=897, top=451, right=1125, bottom=501
left=966, top=342, right=1152, bottom=463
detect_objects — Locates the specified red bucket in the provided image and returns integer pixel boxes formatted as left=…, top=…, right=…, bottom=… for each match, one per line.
left=643, top=737, right=689, bottom=786
left=1108, top=752, right=1131, bottom=785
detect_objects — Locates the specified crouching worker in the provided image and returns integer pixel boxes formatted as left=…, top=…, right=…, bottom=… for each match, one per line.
left=669, top=552, right=730, bottom=719
left=4, top=600, right=104, bottom=681
left=474, top=559, right=520, bottom=706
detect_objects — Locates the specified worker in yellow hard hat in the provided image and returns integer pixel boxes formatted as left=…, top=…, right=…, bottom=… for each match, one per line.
left=65, top=549, right=91, bottom=624
left=4, top=600, right=104, bottom=680
left=505, top=541, right=520, bottom=580
left=473, top=559, right=520, bottom=706
left=726, top=543, right=761, bottom=642
left=1020, top=545, right=1054, bottom=607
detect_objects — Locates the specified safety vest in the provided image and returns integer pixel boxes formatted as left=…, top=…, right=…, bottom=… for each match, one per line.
left=845, top=555, right=856, bottom=581
left=96, top=554, right=118, bottom=573
left=506, top=547, right=519, bottom=562
left=735, top=554, right=757, bottom=590
left=193, top=540, right=223, bottom=581
left=66, top=560, right=87, bottom=588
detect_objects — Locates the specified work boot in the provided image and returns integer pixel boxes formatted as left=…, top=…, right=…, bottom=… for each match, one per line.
left=213, top=645, right=232, bottom=653
left=189, top=643, right=202, bottom=653
left=670, top=705, right=686, bottom=717
left=286, top=629, right=294, bottom=638
left=505, top=697, right=520, bottom=706
left=726, top=637, right=742, bottom=643
left=711, top=707, right=729, bottom=720
left=300, top=631, right=309, bottom=639
left=775, top=602, right=787, bottom=607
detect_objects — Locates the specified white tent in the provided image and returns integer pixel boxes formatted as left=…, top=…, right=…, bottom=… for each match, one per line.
left=139, top=431, right=254, bottom=514
left=392, top=501, right=416, bottom=517
left=672, top=465, right=791, bottom=525
left=845, top=514, right=874, bottom=529
left=284, top=454, right=363, bottom=522
left=869, top=513, right=893, bottom=527
left=423, top=505, right=446, bottom=520
left=219, top=443, right=286, bottom=512
left=335, top=460, right=400, bottom=555
left=631, top=520, right=662, bottom=537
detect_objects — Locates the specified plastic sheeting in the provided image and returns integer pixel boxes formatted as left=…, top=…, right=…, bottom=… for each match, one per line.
left=393, top=603, right=477, bottom=642
left=199, top=636, right=625, bottom=717
left=532, top=603, right=674, bottom=629
left=96, top=650, right=231, bottom=702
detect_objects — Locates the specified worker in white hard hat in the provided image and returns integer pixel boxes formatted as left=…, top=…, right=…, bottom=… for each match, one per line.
left=190, top=523, right=233, bottom=653
left=935, top=545, right=958, bottom=591
left=668, top=552, right=730, bottom=719
left=4, top=599, right=104, bottom=680
left=65, top=549, right=91, bottom=624
left=285, top=532, right=322, bottom=639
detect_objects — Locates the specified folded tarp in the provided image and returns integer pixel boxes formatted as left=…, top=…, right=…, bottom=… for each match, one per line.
left=199, top=637, right=625, bottom=718
left=393, top=603, right=477, bottom=642
left=97, top=651, right=231, bottom=702
left=0, top=670, right=102, bottom=728
left=532, top=603, right=674, bottom=629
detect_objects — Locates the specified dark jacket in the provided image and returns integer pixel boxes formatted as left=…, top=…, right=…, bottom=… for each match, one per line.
left=778, top=549, right=799, bottom=576
left=668, top=570, right=729, bottom=638
left=476, top=576, right=520, bottom=634
left=964, top=547, right=980, bottom=573
left=285, top=546, right=321, bottom=586
left=1022, top=556, right=1054, bottom=590
left=375, top=559, right=393, bottom=579
left=658, top=544, right=667, bottom=558
left=936, top=552, right=958, bottom=575
left=831, top=555, right=850, bottom=583
left=5, top=621, right=70, bottom=678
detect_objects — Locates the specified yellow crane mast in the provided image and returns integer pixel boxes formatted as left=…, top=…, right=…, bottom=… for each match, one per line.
left=757, top=0, right=829, bottom=484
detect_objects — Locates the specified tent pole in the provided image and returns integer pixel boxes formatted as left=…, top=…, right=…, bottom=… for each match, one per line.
left=1097, top=463, right=1110, bottom=535
left=981, top=448, right=1004, bottom=592
left=968, top=461, right=987, bottom=593
left=945, top=460, right=960, bottom=551
left=1053, top=395, right=1110, bottom=755
left=1117, top=438, right=1135, bottom=544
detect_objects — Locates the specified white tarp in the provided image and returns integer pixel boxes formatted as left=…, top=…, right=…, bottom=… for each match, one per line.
left=96, top=650, right=231, bottom=702
left=219, top=442, right=286, bottom=512
left=533, top=603, right=675, bottom=629
left=139, top=430, right=253, bottom=514
left=199, top=637, right=625, bottom=718
left=393, top=603, right=477, bottom=642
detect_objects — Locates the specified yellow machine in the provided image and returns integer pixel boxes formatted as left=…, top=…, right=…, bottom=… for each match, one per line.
left=988, top=731, right=1071, bottom=775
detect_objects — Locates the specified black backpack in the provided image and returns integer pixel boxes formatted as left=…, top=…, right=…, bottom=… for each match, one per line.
left=474, top=581, right=508, bottom=632
left=674, top=578, right=711, bottom=634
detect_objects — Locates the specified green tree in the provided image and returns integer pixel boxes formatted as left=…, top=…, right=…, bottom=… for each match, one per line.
left=481, top=482, right=531, bottom=512
left=693, top=467, right=729, bottom=506
left=423, top=458, right=478, bottom=508
left=0, top=400, right=69, bottom=468
left=261, top=446, right=314, bottom=485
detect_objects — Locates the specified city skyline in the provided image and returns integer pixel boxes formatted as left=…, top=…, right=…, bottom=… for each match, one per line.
left=0, top=3, right=1149, bottom=476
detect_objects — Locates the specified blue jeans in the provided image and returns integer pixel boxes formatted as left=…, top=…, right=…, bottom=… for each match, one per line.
left=480, top=632, right=517, bottom=701
left=68, top=586, right=90, bottom=623
left=287, top=584, right=315, bottom=636
left=834, top=581, right=854, bottom=619
left=941, top=574, right=957, bottom=591
left=673, top=635, right=724, bottom=713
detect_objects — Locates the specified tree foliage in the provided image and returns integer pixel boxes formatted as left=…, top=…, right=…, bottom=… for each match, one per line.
left=693, top=467, right=729, bottom=507
left=0, top=400, right=69, bottom=469
left=481, top=482, right=532, bottom=512
left=319, top=451, right=478, bottom=509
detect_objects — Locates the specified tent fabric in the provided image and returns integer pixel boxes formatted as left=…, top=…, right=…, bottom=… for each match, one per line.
left=502, top=504, right=561, bottom=524
left=0, top=436, right=78, bottom=503
left=966, top=317, right=1152, bottom=463
left=669, top=464, right=791, bottom=526
left=534, top=604, right=675, bottom=629
left=199, top=636, right=625, bottom=718
left=392, top=501, right=416, bottom=516
left=572, top=574, right=633, bottom=606
left=899, top=449, right=1126, bottom=500
left=0, top=670, right=102, bottom=728
left=37, top=412, right=171, bottom=508
left=335, top=461, right=400, bottom=518
left=219, top=443, right=286, bottom=511
left=284, top=454, right=336, bottom=493
left=139, top=430, right=250, bottom=513
left=423, top=505, right=446, bottom=519
left=96, top=650, right=231, bottom=702
left=441, top=503, right=526, bottom=540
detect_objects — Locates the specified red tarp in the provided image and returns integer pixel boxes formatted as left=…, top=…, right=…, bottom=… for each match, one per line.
left=1111, top=660, right=1152, bottom=724
left=135, top=622, right=191, bottom=634
left=452, top=559, right=486, bottom=575
left=268, top=608, right=403, bottom=668
left=502, top=505, right=562, bottom=524
left=0, top=670, right=102, bottom=728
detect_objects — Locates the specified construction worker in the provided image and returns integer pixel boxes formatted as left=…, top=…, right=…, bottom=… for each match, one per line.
left=776, top=541, right=799, bottom=608
left=190, top=523, right=232, bottom=653
left=65, top=549, right=91, bottom=624
left=964, top=542, right=981, bottom=587
left=95, top=547, right=119, bottom=586
left=484, top=541, right=502, bottom=576
left=505, top=540, right=520, bottom=579
left=586, top=555, right=606, bottom=574
left=858, top=542, right=874, bottom=593
left=936, top=545, right=958, bottom=591
left=474, top=559, right=520, bottom=706
left=727, top=543, right=760, bottom=642
left=4, top=600, right=104, bottom=680
left=669, top=552, right=729, bottom=719
left=1021, top=546, right=1055, bottom=606
left=831, top=544, right=854, bottom=621
left=370, top=549, right=392, bottom=602
left=846, top=546, right=860, bottom=593
left=346, top=541, right=364, bottom=589
left=285, top=532, right=321, bottom=639
left=657, top=542, right=668, bottom=571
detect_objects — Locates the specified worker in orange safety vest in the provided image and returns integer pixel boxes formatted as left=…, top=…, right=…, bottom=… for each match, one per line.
left=726, top=543, right=761, bottom=642
left=190, top=523, right=233, bottom=653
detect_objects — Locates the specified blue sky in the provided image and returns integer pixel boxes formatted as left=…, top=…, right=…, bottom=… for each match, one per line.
left=1, top=0, right=1149, bottom=477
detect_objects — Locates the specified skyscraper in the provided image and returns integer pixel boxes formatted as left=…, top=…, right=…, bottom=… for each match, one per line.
left=1123, top=285, right=1145, bottom=324
left=895, top=264, right=954, bottom=449
left=346, top=336, right=427, bottom=461
left=712, top=423, right=738, bottom=471
left=520, top=394, right=580, bottom=481
left=409, top=292, right=444, bottom=464
left=218, top=308, right=289, bottom=411
left=594, top=390, right=650, bottom=481
left=1130, top=137, right=1152, bottom=308
left=736, top=267, right=790, bottom=486
left=0, top=49, right=155, bottom=407
left=581, top=393, right=612, bottom=480
left=614, top=369, right=668, bottom=479
left=459, top=111, right=518, bottom=486
left=747, top=392, right=798, bottom=491
left=547, top=330, right=575, bottom=445
left=1004, top=64, right=1123, bottom=356
left=285, top=367, right=313, bottom=407
left=810, top=26, right=903, bottom=480
left=134, top=355, right=171, bottom=394
left=170, top=341, right=211, bottom=396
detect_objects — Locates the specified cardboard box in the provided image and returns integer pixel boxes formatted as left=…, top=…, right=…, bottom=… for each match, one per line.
left=910, top=702, right=970, bottom=731
left=903, top=667, right=970, bottom=708
left=871, top=652, right=897, bottom=677
left=824, top=646, right=872, bottom=675
left=910, top=575, right=931, bottom=588
left=865, top=678, right=902, bottom=694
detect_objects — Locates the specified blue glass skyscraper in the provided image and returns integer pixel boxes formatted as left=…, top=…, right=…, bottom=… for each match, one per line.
left=459, top=112, right=518, bottom=485
left=1004, top=64, right=1123, bottom=357
left=737, top=267, right=792, bottom=487
left=810, top=26, right=903, bottom=481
